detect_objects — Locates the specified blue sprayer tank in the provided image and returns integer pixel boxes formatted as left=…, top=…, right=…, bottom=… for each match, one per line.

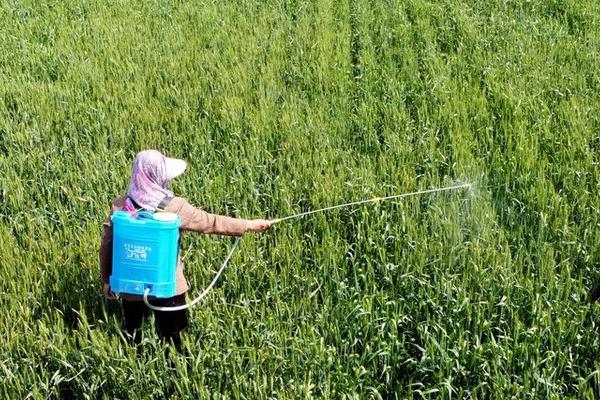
left=109, top=210, right=181, bottom=298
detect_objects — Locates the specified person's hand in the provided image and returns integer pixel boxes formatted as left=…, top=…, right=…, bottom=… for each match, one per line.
left=245, top=219, right=273, bottom=233
left=103, top=282, right=116, bottom=300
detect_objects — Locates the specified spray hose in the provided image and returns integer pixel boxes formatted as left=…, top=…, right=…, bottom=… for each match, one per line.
left=143, top=237, right=241, bottom=311
left=143, top=183, right=471, bottom=311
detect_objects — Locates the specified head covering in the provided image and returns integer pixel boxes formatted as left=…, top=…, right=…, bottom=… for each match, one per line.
left=124, top=150, right=187, bottom=212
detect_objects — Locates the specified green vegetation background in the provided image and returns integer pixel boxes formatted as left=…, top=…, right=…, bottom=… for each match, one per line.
left=0, top=0, right=598, bottom=398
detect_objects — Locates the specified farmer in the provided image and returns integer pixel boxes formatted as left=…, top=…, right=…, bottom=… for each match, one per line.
left=99, top=150, right=271, bottom=353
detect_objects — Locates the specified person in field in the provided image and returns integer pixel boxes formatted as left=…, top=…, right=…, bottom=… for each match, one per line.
left=99, top=150, right=271, bottom=353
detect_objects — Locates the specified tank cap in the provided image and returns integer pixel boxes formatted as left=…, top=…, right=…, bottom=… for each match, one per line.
left=153, top=212, right=178, bottom=222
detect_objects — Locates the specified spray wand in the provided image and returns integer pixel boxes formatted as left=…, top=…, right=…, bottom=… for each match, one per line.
left=144, top=183, right=471, bottom=311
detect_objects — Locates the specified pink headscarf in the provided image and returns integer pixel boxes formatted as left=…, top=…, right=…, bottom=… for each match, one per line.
left=125, top=150, right=177, bottom=212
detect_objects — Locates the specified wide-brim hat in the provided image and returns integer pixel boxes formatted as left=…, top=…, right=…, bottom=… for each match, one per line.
left=165, top=157, right=187, bottom=180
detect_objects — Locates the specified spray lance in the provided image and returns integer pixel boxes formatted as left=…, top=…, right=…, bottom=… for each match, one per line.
left=142, top=183, right=471, bottom=311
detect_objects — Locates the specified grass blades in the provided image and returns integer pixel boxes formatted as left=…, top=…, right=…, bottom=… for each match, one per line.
left=0, top=0, right=598, bottom=398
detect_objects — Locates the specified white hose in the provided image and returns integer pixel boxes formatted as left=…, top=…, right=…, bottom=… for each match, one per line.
left=143, top=237, right=241, bottom=311
left=144, top=183, right=470, bottom=311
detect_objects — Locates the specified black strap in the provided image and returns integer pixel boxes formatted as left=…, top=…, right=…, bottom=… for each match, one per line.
left=128, top=196, right=143, bottom=210
left=156, top=196, right=172, bottom=212
left=128, top=196, right=172, bottom=212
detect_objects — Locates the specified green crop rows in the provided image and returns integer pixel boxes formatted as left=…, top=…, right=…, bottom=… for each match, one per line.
left=0, top=0, right=598, bottom=398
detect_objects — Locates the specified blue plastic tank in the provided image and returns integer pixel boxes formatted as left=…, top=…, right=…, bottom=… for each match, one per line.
left=110, top=210, right=181, bottom=298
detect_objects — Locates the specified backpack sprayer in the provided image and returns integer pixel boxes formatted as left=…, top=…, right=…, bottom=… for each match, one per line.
left=109, top=183, right=471, bottom=312
left=110, top=211, right=181, bottom=298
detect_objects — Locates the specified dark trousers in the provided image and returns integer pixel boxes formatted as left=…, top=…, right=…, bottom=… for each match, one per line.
left=122, top=294, right=188, bottom=353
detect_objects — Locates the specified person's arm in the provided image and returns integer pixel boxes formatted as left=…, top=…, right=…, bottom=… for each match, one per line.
left=99, top=216, right=116, bottom=300
left=170, top=197, right=271, bottom=235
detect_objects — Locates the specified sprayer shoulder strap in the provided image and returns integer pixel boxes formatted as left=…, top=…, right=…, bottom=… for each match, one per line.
left=156, top=197, right=172, bottom=213
left=127, top=196, right=172, bottom=213
left=127, top=197, right=143, bottom=212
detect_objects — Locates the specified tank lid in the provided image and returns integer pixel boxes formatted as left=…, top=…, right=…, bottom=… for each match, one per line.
left=153, top=212, right=178, bottom=222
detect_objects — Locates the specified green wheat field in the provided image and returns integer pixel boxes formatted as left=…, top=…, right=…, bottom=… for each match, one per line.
left=1, top=0, right=599, bottom=398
